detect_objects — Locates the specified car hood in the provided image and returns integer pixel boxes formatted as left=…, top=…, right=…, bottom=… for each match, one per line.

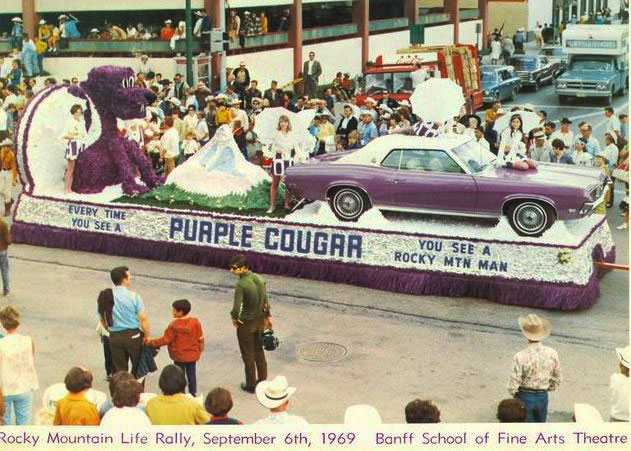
left=559, top=70, right=611, bottom=82
left=480, top=162, right=604, bottom=189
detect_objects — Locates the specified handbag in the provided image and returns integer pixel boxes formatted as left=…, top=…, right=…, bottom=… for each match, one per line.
left=262, top=329, right=279, bottom=351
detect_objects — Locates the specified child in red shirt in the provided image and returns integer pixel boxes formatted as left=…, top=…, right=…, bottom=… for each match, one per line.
left=147, top=300, right=204, bottom=396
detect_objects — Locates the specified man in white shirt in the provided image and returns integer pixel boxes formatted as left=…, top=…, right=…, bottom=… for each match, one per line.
left=255, top=376, right=308, bottom=425
left=138, top=55, right=152, bottom=76
left=473, top=126, right=490, bottom=151
left=575, top=123, right=600, bottom=157
left=160, top=116, right=180, bottom=177
left=550, top=117, right=574, bottom=151
left=604, top=107, right=621, bottom=144
left=411, top=62, right=428, bottom=88
left=230, top=99, right=249, bottom=132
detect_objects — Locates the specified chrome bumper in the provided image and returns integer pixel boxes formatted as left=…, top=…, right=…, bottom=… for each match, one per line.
left=579, top=184, right=609, bottom=215
left=556, top=88, right=610, bottom=98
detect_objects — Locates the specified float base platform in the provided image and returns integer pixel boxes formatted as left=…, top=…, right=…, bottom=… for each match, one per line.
left=13, top=194, right=615, bottom=311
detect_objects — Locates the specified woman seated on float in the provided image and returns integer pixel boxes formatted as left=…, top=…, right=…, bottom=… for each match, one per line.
left=497, top=114, right=538, bottom=171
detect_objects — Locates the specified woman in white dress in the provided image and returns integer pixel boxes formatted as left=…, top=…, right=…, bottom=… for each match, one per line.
left=497, top=114, right=538, bottom=171
left=267, top=115, right=301, bottom=214
left=490, top=36, right=502, bottom=64
left=60, top=104, right=87, bottom=193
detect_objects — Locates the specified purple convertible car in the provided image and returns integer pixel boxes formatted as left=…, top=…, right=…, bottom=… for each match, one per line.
left=285, top=135, right=608, bottom=237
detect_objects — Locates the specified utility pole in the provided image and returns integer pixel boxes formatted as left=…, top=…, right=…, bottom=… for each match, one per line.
left=185, top=0, right=194, bottom=86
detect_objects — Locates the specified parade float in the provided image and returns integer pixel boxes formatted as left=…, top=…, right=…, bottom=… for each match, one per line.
left=12, top=66, right=615, bottom=310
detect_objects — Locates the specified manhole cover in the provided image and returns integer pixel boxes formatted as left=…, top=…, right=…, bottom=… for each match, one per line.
left=296, top=342, right=347, bottom=362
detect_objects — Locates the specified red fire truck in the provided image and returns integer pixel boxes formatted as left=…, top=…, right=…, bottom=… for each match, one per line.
left=358, top=44, right=483, bottom=113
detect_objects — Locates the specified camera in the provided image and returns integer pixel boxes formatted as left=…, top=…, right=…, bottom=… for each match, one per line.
left=262, top=329, right=279, bottom=351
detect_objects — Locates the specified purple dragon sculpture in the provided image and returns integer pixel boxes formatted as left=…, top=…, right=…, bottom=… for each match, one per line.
left=68, top=66, right=163, bottom=194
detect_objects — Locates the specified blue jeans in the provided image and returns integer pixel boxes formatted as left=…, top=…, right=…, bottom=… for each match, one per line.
left=0, top=250, right=9, bottom=294
left=174, top=361, right=197, bottom=396
left=4, top=391, right=33, bottom=425
left=515, top=390, right=548, bottom=422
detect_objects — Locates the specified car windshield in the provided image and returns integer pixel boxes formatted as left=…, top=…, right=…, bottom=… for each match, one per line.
left=451, top=140, right=496, bottom=173
left=481, top=71, right=498, bottom=84
left=569, top=56, right=613, bottom=71
left=364, top=73, right=391, bottom=94
left=510, top=58, right=537, bottom=71
left=364, top=72, right=413, bottom=94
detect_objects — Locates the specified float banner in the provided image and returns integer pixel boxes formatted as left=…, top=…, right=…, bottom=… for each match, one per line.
left=15, top=195, right=613, bottom=288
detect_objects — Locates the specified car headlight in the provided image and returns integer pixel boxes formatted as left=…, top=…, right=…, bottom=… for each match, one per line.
left=596, top=83, right=609, bottom=90
left=557, top=82, right=567, bottom=89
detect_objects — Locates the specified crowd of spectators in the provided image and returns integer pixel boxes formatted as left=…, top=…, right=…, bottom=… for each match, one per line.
left=0, top=298, right=628, bottom=426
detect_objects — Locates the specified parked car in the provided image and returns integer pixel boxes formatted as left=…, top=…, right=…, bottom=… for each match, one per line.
left=481, top=65, right=522, bottom=104
left=539, top=45, right=568, bottom=75
left=285, top=135, right=608, bottom=237
left=508, top=55, right=560, bottom=91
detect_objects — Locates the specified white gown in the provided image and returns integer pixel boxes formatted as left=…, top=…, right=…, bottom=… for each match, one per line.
left=166, top=125, right=270, bottom=197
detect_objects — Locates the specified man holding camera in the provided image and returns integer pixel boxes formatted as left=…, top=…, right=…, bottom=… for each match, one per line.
left=229, top=255, right=271, bottom=393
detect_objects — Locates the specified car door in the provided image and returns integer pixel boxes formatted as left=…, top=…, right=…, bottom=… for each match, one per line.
left=499, top=70, right=512, bottom=99
left=390, top=149, right=478, bottom=213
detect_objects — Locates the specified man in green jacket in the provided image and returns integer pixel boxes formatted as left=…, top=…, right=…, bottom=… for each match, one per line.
left=229, top=255, right=271, bottom=393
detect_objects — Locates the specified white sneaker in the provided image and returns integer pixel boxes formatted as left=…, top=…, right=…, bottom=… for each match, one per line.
left=266, top=207, right=274, bottom=214
left=616, top=223, right=628, bottom=230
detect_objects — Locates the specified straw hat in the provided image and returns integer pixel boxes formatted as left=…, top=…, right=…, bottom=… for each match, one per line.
left=518, top=314, right=551, bottom=341
left=255, top=375, right=296, bottom=409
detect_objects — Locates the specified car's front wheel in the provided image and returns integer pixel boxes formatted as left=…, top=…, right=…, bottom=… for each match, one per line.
left=506, top=200, right=556, bottom=237
left=329, top=187, right=369, bottom=222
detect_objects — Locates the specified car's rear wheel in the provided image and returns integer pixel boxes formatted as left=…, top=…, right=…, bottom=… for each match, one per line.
left=506, top=200, right=556, bottom=237
left=329, top=187, right=370, bottom=222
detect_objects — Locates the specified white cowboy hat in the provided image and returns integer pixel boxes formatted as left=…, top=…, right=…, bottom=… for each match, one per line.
left=574, top=403, right=603, bottom=423
left=231, top=99, right=242, bottom=105
left=518, top=314, right=551, bottom=341
left=0, top=138, right=13, bottom=147
left=344, top=405, right=382, bottom=425
left=364, top=97, right=377, bottom=104
left=378, top=105, right=393, bottom=114
left=12, top=17, right=23, bottom=22
left=616, top=346, right=631, bottom=369
left=256, top=375, right=296, bottom=409
left=141, top=54, right=149, bottom=59
left=164, top=19, right=172, bottom=24
left=399, top=99, right=411, bottom=107
left=58, top=15, right=68, bottom=20
left=90, top=28, right=99, bottom=33
left=39, top=19, right=46, bottom=25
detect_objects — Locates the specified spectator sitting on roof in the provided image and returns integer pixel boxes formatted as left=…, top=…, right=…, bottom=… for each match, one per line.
left=160, top=20, right=174, bottom=41
left=87, top=28, right=100, bottom=40
left=170, top=21, right=186, bottom=50
left=126, top=24, right=137, bottom=39
left=109, top=25, right=127, bottom=40
left=59, top=14, right=81, bottom=39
